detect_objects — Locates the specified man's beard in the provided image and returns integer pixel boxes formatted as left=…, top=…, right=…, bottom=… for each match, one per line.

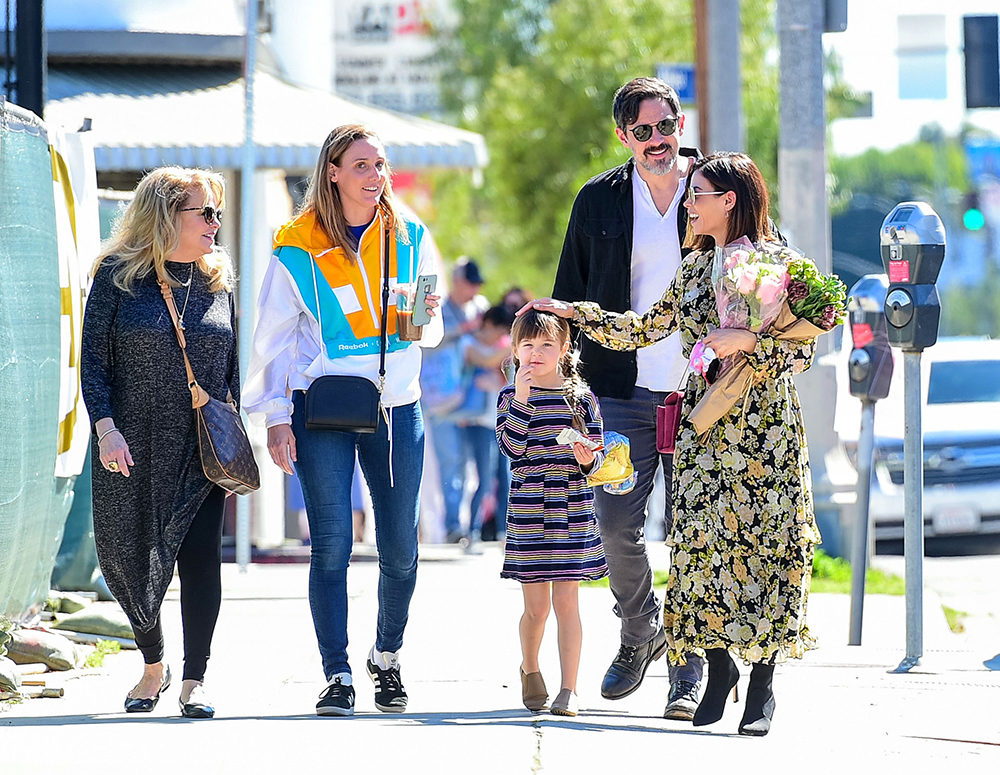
left=637, top=144, right=676, bottom=176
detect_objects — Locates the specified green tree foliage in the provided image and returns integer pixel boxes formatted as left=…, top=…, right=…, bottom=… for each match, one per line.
left=829, top=130, right=1000, bottom=339
left=741, top=0, right=779, bottom=202
left=941, top=262, right=1000, bottom=338
left=829, top=132, right=968, bottom=216
left=427, top=0, right=780, bottom=297
left=476, top=0, right=694, bottom=290
left=439, top=0, right=554, bottom=118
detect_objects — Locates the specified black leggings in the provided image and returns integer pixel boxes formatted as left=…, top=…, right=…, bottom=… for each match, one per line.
left=133, top=487, right=226, bottom=682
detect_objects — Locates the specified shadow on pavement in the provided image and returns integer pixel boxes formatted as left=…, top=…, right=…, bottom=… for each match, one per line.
left=1, top=708, right=737, bottom=736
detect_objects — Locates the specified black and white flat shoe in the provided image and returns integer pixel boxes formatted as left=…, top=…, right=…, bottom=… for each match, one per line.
left=124, top=665, right=172, bottom=713
left=178, top=684, right=215, bottom=719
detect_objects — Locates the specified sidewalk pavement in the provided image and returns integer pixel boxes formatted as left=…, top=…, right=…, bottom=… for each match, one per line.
left=3, top=542, right=999, bottom=774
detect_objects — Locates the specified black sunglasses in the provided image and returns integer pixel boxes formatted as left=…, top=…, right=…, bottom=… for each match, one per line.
left=629, top=117, right=679, bottom=142
left=180, top=205, right=223, bottom=224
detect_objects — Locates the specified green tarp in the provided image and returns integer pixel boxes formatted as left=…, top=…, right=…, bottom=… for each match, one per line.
left=0, top=101, right=73, bottom=621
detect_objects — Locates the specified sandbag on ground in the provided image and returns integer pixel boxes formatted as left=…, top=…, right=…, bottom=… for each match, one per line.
left=0, top=656, right=20, bottom=691
left=0, top=614, right=12, bottom=657
left=7, top=629, right=79, bottom=671
left=53, top=603, right=133, bottom=640
left=48, top=590, right=91, bottom=614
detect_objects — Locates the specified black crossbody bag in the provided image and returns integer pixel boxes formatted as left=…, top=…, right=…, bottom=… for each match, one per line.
left=304, top=225, right=390, bottom=433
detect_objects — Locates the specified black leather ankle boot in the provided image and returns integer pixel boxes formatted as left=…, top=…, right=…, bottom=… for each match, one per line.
left=738, top=662, right=775, bottom=736
left=692, top=648, right=739, bottom=727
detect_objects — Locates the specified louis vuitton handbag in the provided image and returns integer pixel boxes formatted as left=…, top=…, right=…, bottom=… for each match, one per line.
left=303, top=227, right=391, bottom=433
left=160, top=281, right=260, bottom=496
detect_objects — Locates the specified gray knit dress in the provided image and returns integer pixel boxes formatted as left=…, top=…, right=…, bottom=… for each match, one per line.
left=81, top=260, right=239, bottom=633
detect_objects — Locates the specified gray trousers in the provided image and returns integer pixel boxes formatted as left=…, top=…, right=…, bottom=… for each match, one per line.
left=595, top=387, right=704, bottom=685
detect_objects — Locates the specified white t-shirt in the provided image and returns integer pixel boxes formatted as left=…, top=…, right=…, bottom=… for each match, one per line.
left=630, top=164, right=689, bottom=392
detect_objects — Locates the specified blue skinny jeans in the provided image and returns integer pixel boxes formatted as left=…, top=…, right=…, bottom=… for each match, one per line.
left=292, top=391, right=423, bottom=680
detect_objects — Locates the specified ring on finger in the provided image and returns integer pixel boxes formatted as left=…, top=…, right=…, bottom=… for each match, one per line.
left=108, top=461, right=120, bottom=472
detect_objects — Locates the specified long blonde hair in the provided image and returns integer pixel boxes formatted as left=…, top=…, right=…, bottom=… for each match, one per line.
left=92, top=167, right=234, bottom=293
left=302, top=124, right=407, bottom=259
left=510, top=309, right=589, bottom=434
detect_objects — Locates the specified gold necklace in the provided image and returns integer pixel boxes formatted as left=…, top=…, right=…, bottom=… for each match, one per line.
left=167, top=264, right=195, bottom=330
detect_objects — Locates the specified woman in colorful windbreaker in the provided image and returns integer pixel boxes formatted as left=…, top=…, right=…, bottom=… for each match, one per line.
left=244, top=125, right=443, bottom=717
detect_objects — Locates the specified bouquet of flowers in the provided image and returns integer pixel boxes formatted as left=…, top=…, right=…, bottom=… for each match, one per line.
left=785, top=255, right=848, bottom=331
left=687, top=238, right=849, bottom=435
left=713, top=237, right=790, bottom=333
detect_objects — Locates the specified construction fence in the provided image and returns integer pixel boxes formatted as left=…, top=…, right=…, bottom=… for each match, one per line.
left=0, top=98, right=99, bottom=622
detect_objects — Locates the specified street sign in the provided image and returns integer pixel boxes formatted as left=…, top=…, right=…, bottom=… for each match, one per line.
left=656, top=63, right=696, bottom=104
left=965, top=139, right=1000, bottom=183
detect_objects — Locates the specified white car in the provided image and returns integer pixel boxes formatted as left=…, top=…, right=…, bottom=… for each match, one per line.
left=837, top=338, right=1000, bottom=542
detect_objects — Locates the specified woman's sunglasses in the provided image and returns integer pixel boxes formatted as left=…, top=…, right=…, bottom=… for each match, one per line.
left=685, top=189, right=727, bottom=206
left=180, top=205, right=223, bottom=225
left=629, top=117, right=679, bottom=142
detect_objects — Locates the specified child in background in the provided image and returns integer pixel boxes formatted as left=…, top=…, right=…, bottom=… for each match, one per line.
left=496, top=309, right=608, bottom=717
left=455, top=306, right=516, bottom=551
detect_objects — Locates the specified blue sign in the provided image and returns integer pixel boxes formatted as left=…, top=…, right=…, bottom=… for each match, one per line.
left=965, top=139, right=1000, bottom=183
left=656, top=63, right=696, bottom=104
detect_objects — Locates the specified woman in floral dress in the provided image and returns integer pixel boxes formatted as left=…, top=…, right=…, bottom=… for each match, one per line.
left=527, top=152, right=820, bottom=737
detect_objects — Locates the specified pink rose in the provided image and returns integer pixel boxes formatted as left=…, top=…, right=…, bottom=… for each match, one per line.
left=756, top=273, right=786, bottom=305
left=735, top=264, right=759, bottom=294
left=725, top=249, right=750, bottom=270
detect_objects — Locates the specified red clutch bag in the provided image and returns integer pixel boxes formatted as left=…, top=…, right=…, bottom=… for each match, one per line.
left=656, top=390, right=684, bottom=454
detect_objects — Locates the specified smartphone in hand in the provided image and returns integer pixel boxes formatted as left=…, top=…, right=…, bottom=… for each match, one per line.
left=412, top=274, right=437, bottom=327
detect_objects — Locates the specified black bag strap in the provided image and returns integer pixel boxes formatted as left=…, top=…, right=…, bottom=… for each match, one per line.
left=378, top=221, right=389, bottom=392
left=309, top=215, right=392, bottom=396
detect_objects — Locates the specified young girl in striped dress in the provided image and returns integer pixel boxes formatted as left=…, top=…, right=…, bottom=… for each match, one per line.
left=496, top=309, right=608, bottom=717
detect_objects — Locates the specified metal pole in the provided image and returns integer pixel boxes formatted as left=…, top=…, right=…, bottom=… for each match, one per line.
left=705, top=0, right=742, bottom=152
left=694, top=0, right=709, bottom=153
left=778, top=0, right=842, bottom=560
left=777, top=0, right=830, bottom=273
left=5, top=0, right=14, bottom=102
left=14, top=0, right=44, bottom=117
left=893, top=351, right=924, bottom=671
left=236, top=0, right=258, bottom=573
left=848, top=400, right=875, bottom=645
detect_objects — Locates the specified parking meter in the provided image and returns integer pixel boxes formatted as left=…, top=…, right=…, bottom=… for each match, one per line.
left=847, top=275, right=894, bottom=401
left=846, top=275, right=894, bottom=645
left=878, top=201, right=946, bottom=672
left=879, top=202, right=945, bottom=351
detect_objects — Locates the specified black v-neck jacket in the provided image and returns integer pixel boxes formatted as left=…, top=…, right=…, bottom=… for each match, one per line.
left=552, top=149, right=701, bottom=400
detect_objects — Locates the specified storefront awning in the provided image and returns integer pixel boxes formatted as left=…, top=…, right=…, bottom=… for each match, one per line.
left=45, top=65, right=488, bottom=172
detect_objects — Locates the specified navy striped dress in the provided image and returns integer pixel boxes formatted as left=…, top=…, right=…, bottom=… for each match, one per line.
left=496, top=385, right=609, bottom=583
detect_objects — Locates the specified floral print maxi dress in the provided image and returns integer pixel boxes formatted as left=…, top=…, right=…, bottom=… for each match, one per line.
left=573, top=247, right=820, bottom=665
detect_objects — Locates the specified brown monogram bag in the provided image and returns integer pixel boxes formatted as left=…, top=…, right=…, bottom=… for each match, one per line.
left=160, top=280, right=260, bottom=496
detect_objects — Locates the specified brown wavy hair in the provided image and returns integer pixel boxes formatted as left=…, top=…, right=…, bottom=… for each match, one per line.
left=302, top=124, right=407, bottom=260
left=683, top=152, right=775, bottom=252
left=510, top=309, right=589, bottom=433
left=92, top=167, right=233, bottom=293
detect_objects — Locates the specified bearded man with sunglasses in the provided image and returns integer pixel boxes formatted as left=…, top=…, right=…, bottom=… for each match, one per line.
left=552, top=77, right=704, bottom=721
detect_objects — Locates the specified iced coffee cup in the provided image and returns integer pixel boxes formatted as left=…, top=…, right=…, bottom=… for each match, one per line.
left=394, top=283, right=423, bottom=342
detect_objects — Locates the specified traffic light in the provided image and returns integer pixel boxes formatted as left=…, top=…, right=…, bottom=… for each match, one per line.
left=963, top=191, right=985, bottom=231
left=965, top=15, right=1000, bottom=109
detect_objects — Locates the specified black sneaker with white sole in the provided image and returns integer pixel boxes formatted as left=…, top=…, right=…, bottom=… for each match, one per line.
left=316, top=677, right=355, bottom=716
left=366, top=658, right=408, bottom=713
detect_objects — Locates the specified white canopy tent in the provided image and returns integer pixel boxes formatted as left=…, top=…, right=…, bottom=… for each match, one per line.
left=45, top=66, right=487, bottom=173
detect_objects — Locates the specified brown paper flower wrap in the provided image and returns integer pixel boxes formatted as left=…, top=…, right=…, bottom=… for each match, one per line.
left=688, top=302, right=829, bottom=436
